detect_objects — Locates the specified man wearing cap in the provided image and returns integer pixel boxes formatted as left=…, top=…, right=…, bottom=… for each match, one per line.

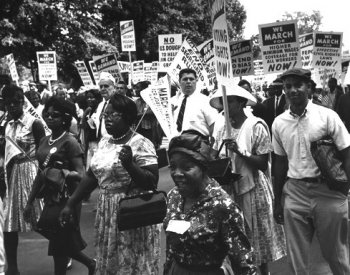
left=272, top=68, right=350, bottom=275
left=92, top=72, right=116, bottom=139
left=262, top=78, right=287, bottom=133
left=172, top=68, right=217, bottom=139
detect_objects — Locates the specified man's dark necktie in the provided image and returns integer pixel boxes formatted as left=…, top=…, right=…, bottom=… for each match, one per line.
left=98, top=101, right=107, bottom=138
left=176, top=95, right=188, bottom=132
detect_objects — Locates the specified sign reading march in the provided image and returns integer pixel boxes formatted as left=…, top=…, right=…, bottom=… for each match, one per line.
left=259, top=20, right=301, bottom=74
left=230, top=40, right=254, bottom=77
left=299, top=33, right=313, bottom=69
left=211, top=0, right=232, bottom=87
left=312, top=32, right=342, bottom=70
left=75, top=61, right=94, bottom=86
left=37, top=51, right=57, bottom=81
left=158, top=34, right=182, bottom=72
left=120, top=20, right=136, bottom=52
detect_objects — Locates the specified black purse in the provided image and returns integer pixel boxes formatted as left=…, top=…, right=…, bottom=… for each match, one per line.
left=207, top=140, right=241, bottom=185
left=117, top=186, right=167, bottom=231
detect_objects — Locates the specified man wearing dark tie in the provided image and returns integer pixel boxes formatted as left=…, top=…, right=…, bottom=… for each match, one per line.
left=172, top=68, right=217, bottom=139
left=262, top=78, right=286, bottom=133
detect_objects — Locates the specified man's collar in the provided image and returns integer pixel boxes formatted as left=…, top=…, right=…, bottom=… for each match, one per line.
left=289, top=100, right=312, bottom=118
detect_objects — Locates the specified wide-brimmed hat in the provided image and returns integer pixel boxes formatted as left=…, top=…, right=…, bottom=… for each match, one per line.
left=209, top=82, right=257, bottom=110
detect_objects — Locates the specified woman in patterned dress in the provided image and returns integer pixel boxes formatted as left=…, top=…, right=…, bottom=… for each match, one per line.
left=2, top=85, right=45, bottom=275
left=164, top=132, right=256, bottom=275
left=210, top=86, right=286, bottom=275
left=60, top=94, right=161, bottom=275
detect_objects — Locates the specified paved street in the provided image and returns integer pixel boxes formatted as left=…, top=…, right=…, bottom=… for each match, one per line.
left=17, top=167, right=333, bottom=274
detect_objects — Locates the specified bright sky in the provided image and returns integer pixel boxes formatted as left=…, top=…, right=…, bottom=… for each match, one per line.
left=240, top=0, right=349, bottom=51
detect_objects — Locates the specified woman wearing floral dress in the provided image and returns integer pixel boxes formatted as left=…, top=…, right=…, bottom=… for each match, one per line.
left=60, top=94, right=161, bottom=274
left=164, top=132, right=256, bottom=275
left=210, top=85, right=286, bottom=275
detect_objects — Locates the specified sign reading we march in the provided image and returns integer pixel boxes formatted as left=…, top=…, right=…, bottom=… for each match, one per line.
left=259, top=20, right=301, bottom=74
left=37, top=51, right=57, bottom=81
left=120, top=20, right=136, bottom=51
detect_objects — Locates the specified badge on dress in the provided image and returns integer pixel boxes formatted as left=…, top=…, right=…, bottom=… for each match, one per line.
left=166, top=220, right=191, bottom=234
left=50, top=147, right=57, bottom=154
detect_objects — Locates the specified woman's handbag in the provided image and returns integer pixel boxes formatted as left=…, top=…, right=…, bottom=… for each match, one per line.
left=117, top=188, right=167, bottom=231
left=310, top=138, right=349, bottom=196
left=207, top=140, right=241, bottom=185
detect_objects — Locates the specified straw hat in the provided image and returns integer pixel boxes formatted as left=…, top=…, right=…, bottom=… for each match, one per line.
left=209, top=82, right=257, bottom=110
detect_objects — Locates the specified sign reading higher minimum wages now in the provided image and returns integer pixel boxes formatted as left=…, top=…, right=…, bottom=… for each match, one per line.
left=120, top=20, right=136, bottom=52
left=259, top=20, right=301, bottom=74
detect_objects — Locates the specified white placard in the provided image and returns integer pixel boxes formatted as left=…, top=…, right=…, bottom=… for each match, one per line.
left=5, top=54, right=19, bottom=82
left=120, top=20, right=136, bottom=52
left=75, top=60, right=94, bottom=86
left=37, top=51, right=57, bottom=81
left=158, top=34, right=182, bottom=72
left=132, top=60, right=144, bottom=84
left=259, top=20, right=301, bottom=74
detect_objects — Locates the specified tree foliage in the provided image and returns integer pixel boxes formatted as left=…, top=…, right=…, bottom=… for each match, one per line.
left=282, top=10, right=323, bottom=35
left=0, top=0, right=246, bottom=86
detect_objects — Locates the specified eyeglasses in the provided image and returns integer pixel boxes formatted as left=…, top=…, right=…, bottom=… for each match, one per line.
left=102, top=112, right=123, bottom=119
left=43, top=111, right=62, bottom=119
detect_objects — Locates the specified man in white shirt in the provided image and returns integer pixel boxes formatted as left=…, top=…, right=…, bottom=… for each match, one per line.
left=272, top=68, right=350, bottom=275
left=172, top=68, right=217, bottom=139
left=92, top=72, right=116, bottom=139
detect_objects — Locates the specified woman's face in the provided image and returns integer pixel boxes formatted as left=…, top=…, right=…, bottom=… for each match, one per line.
left=86, top=92, right=98, bottom=108
left=5, top=96, right=24, bottom=119
left=43, top=106, right=64, bottom=132
left=169, top=152, right=204, bottom=198
left=103, top=103, right=128, bottom=136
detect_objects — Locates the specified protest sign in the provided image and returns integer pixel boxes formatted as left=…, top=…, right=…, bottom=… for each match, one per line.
left=5, top=54, right=19, bottom=82
left=144, top=63, right=153, bottom=83
left=23, top=96, right=51, bottom=135
left=230, top=40, right=254, bottom=77
left=93, top=53, right=123, bottom=83
left=37, top=51, right=57, bottom=81
left=151, top=62, right=159, bottom=84
left=253, top=59, right=265, bottom=85
left=120, top=20, right=136, bottom=52
left=167, top=38, right=213, bottom=90
left=312, top=32, right=342, bottom=71
left=88, top=61, right=100, bottom=84
left=117, top=61, right=131, bottom=73
left=75, top=60, right=94, bottom=86
left=259, top=20, right=301, bottom=74
left=197, top=39, right=216, bottom=90
left=158, top=34, right=182, bottom=72
left=299, top=33, right=313, bottom=69
left=140, top=78, right=174, bottom=139
left=132, top=61, right=144, bottom=84
left=211, top=0, right=233, bottom=88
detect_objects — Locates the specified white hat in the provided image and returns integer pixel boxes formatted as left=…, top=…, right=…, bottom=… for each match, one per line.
left=98, top=72, right=115, bottom=85
left=209, top=82, right=257, bottom=110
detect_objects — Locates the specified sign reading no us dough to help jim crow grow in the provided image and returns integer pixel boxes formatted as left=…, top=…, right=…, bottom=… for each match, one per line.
left=259, top=20, right=301, bottom=74
left=158, top=34, right=182, bottom=72
left=230, top=40, right=254, bottom=77
left=120, top=20, right=136, bottom=52
left=37, top=51, right=57, bottom=81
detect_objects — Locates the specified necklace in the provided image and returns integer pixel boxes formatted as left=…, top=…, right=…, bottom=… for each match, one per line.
left=110, top=130, right=131, bottom=143
left=48, top=131, right=67, bottom=146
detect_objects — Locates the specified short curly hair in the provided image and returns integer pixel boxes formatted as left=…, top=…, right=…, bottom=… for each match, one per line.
left=109, top=94, right=137, bottom=126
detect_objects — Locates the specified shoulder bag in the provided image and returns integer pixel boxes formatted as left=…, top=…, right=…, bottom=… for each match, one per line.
left=310, top=137, right=349, bottom=196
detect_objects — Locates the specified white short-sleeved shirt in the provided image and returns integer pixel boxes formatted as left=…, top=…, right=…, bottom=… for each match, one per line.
left=272, top=101, right=350, bottom=179
left=172, top=90, right=218, bottom=136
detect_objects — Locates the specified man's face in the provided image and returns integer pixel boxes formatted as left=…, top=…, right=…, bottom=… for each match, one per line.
left=284, top=76, right=309, bottom=107
left=99, top=80, right=115, bottom=100
left=180, top=73, right=197, bottom=96
left=116, top=83, right=127, bottom=96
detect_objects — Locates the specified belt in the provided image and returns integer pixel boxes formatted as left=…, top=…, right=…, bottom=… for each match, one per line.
left=296, top=177, right=320, bottom=183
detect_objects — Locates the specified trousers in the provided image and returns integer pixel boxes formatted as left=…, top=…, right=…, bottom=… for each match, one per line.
left=283, top=178, right=350, bottom=275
